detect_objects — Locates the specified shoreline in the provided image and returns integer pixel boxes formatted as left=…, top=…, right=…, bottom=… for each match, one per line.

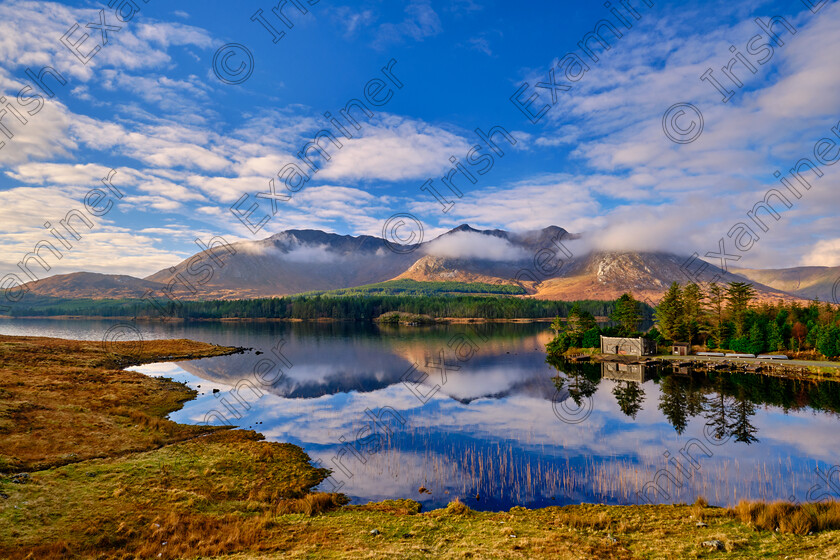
left=582, top=352, right=840, bottom=378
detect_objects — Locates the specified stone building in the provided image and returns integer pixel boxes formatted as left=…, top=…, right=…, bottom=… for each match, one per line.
left=600, top=336, right=657, bottom=357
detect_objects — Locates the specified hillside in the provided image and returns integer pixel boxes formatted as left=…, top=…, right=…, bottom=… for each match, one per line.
left=18, top=272, right=166, bottom=300
left=532, top=252, right=801, bottom=304
left=144, top=229, right=420, bottom=299
left=733, top=266, right=840, bottom=303
left=14, top=225, right=812, bottom=304
left=394, top=255, right=525, bottom=286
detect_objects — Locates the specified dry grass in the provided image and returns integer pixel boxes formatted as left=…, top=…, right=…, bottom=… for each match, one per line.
left=345, top=499, right=422, bottom=515
left=731, top=500, right=840, bottom=535
left=692, top=496, right=708, bottom=521
left=0, top=429, right=334, bottom=559
left=442, top=498, right=472, bottom=516
left=0, top=334, right=340, bottom=559
left=0, top=334, right=238, bottom=472
left=558, top=510, right=612, bottom=531
left=274, top=493, right=349, bottom=516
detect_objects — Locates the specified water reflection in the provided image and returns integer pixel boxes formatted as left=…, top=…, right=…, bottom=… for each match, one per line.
left=3, top=318, right=840, bottom=510
left=551, top=357, right=840, bottom=444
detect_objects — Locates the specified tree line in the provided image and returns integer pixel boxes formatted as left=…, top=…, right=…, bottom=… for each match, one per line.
left=654, top=281, right=840, bottom=358
left=302, top=279, right=526, bottom=297
left=546, top=293, right=646, bottom=355
left=545, top=282, right=840, bottom=360
left=6, top=294, right=621, bottom=321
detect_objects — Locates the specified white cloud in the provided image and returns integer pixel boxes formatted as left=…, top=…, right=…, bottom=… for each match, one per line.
left=8, top=162, right=114, bottom=185
left=0, top=1, right=212, bottom=82
left=372, top=0, right=442, bottom=49
left=423, top=231, right=528, bottom=261
left=0, top=186, right=188, bottom=278
left=424, top=175, right=601, bottom=235
left=0, top=86, right=77, bottom=165
left=283, top=244, right=346, bottom=263
left=332, top=7, right=376, bottom=38
left=318, top=116, right=472, bottom=182
left=801, top=238, right=840, bottom=267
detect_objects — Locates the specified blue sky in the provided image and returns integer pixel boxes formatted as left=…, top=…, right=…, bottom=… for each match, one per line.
left=1, top=0, right=839, bottom=278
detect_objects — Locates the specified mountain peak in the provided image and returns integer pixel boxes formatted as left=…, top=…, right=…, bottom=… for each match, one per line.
left=447, top=224, right=479, bottom=233
left=442, top=224, right=510, bottom=239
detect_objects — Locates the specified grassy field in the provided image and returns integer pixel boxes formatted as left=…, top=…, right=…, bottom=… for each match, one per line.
left=0, top=335, right=245, bottom=472
left=2, top=334, right=840, bottom=559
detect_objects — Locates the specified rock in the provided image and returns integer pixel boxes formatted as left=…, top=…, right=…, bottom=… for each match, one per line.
left=369, top=529, right=380, bottom=536
left=695, top=521, right=708, bottom=527
left=11, top=473, right=30, bottom=484
left=701, top=540, right=724, bottom=551
left=0, top=493, right=9, bottom=499
left=212, top=388, right=220, bottom=393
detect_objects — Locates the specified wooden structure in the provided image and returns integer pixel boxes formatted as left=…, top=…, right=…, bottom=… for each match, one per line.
left=600, top=336, right=657, bottom=357
left=672, top=343, right=690, bottom=356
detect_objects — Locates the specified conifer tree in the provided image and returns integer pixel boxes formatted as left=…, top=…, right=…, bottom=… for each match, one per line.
left=655, top=282, right=684, bottom=341
left=683, top=282, right=705, bottom=345
left=611, top=293, right=641, bottom=336
left=726, top=282, right=756, bottom=338
left=707, top=282, right=726, bottom=348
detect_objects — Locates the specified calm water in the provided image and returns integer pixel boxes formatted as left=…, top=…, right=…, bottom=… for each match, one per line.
left=3, top=318, right=840, bottom=511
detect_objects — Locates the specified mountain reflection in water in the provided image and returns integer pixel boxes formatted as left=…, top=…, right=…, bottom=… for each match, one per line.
left=2, top=318, right=838, bottom=511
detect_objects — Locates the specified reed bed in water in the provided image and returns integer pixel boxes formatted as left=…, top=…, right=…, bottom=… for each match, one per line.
left=311, top=412, right=823, bottom=508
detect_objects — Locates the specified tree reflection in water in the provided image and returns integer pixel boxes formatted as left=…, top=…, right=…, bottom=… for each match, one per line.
left=548, top=357, right=840, bottom=445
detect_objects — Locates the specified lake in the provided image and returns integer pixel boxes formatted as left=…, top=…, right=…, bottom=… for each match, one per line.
left=3, top=318, right=840, bottom=511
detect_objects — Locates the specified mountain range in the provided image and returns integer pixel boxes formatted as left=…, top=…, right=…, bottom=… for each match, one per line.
left=18, top=225, right=839, bottom=304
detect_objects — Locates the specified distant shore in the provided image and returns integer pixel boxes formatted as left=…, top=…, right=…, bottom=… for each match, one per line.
left=0, top=314, right=562, bottom=324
